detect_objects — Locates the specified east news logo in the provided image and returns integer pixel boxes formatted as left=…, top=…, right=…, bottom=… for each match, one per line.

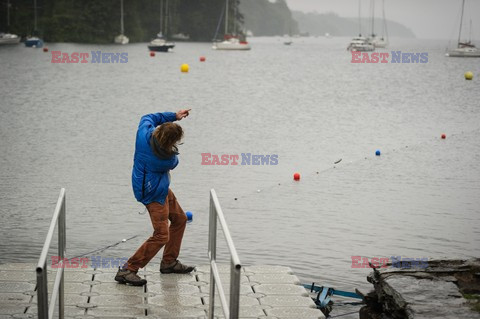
left=351, top=51, right=428, bottom=63
left=51, top=51, right=128, bottom=63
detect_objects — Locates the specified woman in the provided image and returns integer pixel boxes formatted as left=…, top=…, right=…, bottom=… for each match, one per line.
left=115, top=109, right=194, bottom=286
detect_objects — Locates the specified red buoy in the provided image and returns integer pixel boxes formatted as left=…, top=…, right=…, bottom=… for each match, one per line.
left=293, top=172, right=300, bottom=181
left=150, top=51, right=155, bottom=57
left=200, top=56, right=206, bottom=62
left=441, top=134, right=446, bottom=139
left=43, top=47, right=48, bottom=52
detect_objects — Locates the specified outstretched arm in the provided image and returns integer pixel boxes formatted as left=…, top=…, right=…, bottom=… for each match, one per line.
left=139, top=109, right=191, bottom=128
left=139, top=112, right=176, bottom=128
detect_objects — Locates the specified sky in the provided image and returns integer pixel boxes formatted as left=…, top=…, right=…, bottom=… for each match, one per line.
left=284, top=0, right=480, bottom=40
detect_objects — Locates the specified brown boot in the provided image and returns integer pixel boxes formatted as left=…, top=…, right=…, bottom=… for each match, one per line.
left=114, top=267, right=147, bottom=286
left=160, top=260, right=195, bottom=274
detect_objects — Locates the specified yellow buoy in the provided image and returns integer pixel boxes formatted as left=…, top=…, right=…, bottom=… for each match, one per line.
left=465, top=71, right=473, bottom=80
left=181, top=64, right=189, bottom=73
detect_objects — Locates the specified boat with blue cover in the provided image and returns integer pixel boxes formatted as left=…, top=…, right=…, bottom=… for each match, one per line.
left=25, top=36, right=43, bottom=48
left=25, top=0, right=43, bottom=48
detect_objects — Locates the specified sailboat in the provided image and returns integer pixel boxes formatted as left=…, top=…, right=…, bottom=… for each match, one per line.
left=0, top=0, right=20, bottom=45
left=446, top=0, right=480, bottom=57
left=284, top=25, right=293, bottom=45
left=347, top=0, right=374, bottom=51
left=25, top=0, right=43, bottom=47
left=368, top=0, right=388, bottom=48
left=148, top=0, right=175, bottom=52
left=212, top=0, right=251, bottom=50
left=114, top=0, right=129, bottom=44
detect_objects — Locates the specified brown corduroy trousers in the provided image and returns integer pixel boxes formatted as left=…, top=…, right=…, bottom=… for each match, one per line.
left=126, top=189, right=187, bottom=272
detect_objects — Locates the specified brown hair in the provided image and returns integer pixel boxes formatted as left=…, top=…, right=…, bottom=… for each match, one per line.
left=152, top=123, right=184, bottom=156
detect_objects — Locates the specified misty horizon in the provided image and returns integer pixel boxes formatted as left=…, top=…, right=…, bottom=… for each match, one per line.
left=284, top=0, right=480, bottom=41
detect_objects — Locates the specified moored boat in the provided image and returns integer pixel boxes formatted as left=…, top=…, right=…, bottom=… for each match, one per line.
left=0, top=33, right=20, bottom=45
left=212, top=0, right=251, bottom=51
left=114, top=0, right=129, bottom=44
left=213, top=36, right=250, bottom=50
left=25, top=0, right=43, bottom=48
left=347, top=36, right=374, bottom=52
left=0, top=1, right=20, bottom=45
left=148, top=0, right=174, bottom=53
left=25, top=36, right=43, bottom=48
left=148, top=33, right=175, bottom=52
left=446, top=0, right=480, bottom=58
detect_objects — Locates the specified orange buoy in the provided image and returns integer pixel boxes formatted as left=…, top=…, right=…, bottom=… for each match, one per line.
left=200, top=56, right=206, bottom=62
left=293, top=172, right=300, bottom=181
left=441, top=134, right=446, bottom=139
left=150, top=51, right=155, bottom=57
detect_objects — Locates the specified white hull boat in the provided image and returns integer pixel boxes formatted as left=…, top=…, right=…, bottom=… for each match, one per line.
left=0, top=33, right=20, bottom=45
left=213, top=38, right=250, bottom=50
left=114, top=34, right=129, bottom=45
left=446, top=0, right=480, bottom=58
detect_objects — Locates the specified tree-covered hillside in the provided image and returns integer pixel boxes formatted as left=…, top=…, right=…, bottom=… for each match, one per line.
left=0, top=0, right=296, bottom=43
left=239, top=0, right=298, bottom=36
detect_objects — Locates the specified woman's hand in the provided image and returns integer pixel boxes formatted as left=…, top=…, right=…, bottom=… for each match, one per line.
left=176, top=109, right=191, bottom=120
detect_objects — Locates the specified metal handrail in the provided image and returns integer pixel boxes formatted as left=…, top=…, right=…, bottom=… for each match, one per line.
left=36, top=188, right=66, bottom=319
left=208, top=189, right=242, bottom=319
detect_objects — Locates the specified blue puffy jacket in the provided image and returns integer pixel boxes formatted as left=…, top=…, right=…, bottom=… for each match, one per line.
left=132, top=112, right=178, bottom=205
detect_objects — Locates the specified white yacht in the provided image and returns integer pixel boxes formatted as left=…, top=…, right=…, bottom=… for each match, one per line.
left=446, top=44, right=480, bottom=57
left=367, top=0, right=388, bottom=48
left=0, top=33, right=20, bottom=45
left=171, top=33, right=190, bottom=41
left=213, top=36, right=250, bottom=50
left=348, top=0, right=374, bottom=52
left=446, top=0, right=480, bottom=58
left=347, top=36, right=374, bottom=52
left=0, top=1, right=20, bottom=45
left=114, top=0, right=129, bottom=44
left=212, top=0, right=251, bottom=51
left=114, top=34, right=129, bottom=45
left=370, top=36, right=387, bottom=48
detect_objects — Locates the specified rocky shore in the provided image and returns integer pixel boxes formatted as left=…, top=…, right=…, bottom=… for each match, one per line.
left=359, top=259, right=480, bottom=319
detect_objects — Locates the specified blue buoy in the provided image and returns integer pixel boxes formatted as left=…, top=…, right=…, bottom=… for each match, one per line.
left=186, top=211, right=193, bottom=222
left=375, top=150, right=381, bottom=156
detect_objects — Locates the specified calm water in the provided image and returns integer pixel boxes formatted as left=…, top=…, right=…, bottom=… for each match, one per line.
left=1, top=37, right=479, bottom=299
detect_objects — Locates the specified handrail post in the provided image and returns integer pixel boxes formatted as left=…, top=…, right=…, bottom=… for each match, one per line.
left=36, top=188, right=66, bottom=319
left=208, top=189, right=242, bottom=319
left=36, top=263, right=48, bottom=318
left=208, top=192, right=217, bottom=319
left=230, top=260, right=241, bottom=319
left=58, top=195, right=66, bottom=319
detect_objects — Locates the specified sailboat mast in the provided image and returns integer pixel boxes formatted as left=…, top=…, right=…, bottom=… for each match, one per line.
left=358, top=0, right=362, bottom=36
left=457, top=0, right=465, bottom=46
left=382, top=0, right=386, bottom=39
left=469, top=19, right=472, bottom=43
left=233, top=0, right=237, bottom=35
left=33, top=0, right=37, bottom=32
left=120, top=0, right=124, bottom=34
left=165, top=0, right=169, bottom=37
left=7, top=0, right=10, bottom=29
left=225, top=0, right=229, bottom=35
left=371, top=0, right=375, bottom=37
left=160, top=0, right=163, bottom=34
